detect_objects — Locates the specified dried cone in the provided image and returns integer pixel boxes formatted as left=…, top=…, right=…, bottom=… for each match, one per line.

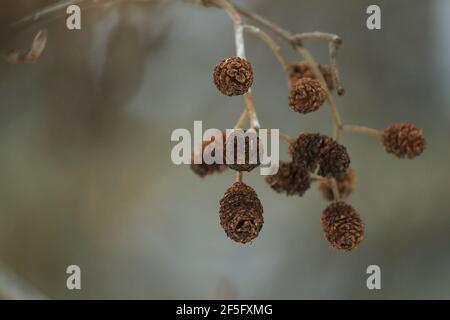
left=321, top=201, right=364, bottom=251
left=288, top=62, right=335, bottom=91
left=318, top=168, right=355, bottom=201
left=317, top=141, right=351, bottom=177
left=191, top=133, right=227, bottom=177
left=288, top=77, right=326, bottom=114
left=219, top=182, right=264, bottom=244
left=288, top=133, right=350, bottom=177
left=289, top=133, right=331, bottom=172
left=265, top=161, right=310, bottom=196
left=224, top=130, right=261, bottom=172
left=381, top=123, right=425, bottom=159
left=213, top=57, right=253, bottom=96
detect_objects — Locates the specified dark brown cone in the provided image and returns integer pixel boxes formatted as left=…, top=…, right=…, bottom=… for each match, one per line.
left=265, top=161, right=310, bottom=196
left=318, top=168, right=356, bottom=201
left=219, top=182, right=264, bottom=244
left=317, top=142, right=351, bottom=177
left=190, top=133, right=227, bottom=178
left=321, top=201, right=364, bottom=251
left=381, top=123, right=425, bottom=159
left=288, top=62, right=335, bottom=91
left=213, top=57, right=253, bottom=96
left=224, top=129, right=261, bottom=172
left=288, top=133, right=332, bottom=172
left=288, top=77, right=326, bottom=114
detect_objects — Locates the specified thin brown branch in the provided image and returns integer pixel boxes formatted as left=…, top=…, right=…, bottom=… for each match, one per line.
left=329, top=177, right=340, bottom=201
left=234, top=109, right=248, bottom=129
left=243, top=25, right=289, bottom=71
left=342, top=124, right=382, bottom=137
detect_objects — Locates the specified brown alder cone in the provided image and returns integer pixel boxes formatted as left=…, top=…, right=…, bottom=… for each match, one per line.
left=288, top=77, right=326, bottom=114
left=318, top=168, right=355, bottom=201
left=265, top=161, right=310, bottom=196
left=224, top=129, right=261, bottom=172
left=289, top=133, right=331, bottom=172
left=190, top=133, right=227, bottom=177
left=321, top=201, right=364, bottom=251
left=317, top=141, right=351, bottom=177
left=219, top=182, right=264, bottom=244
left=381, top=123, right=425, bottom=159
left=288, top=62, right=335, bottom=91
left=213, top=57, right=254, bottom=96
left=288, top=133, right=350, bottom=177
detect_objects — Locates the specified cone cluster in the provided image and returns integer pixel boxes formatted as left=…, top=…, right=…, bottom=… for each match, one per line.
left=289, top=133, right=350, bottom=178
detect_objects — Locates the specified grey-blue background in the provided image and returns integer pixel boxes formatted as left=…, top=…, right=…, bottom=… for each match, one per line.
left=0, top=0, right=449, bottom=299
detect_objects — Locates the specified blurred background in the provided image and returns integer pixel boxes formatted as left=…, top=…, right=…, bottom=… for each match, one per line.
left=0, top=0, right=449, bottom=299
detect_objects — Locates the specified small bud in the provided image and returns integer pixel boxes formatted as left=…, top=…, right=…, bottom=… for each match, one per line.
left=219, top=182, right=264, bottom=244
left=321, top=201, right=364, bottom=251
left=381, top=123, right=425, bottom=159
left=288, top=77, right=326, bottom=114
left=213, top=57, right=254, bottom=96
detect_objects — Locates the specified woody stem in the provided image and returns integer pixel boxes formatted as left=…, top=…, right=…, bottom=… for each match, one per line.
left=234, top=109, right=248, bottom=129
left=243, top=25, right=289, bottom=71
left=212, top=0, right=260, bottom=130
left=342, top=124, right=382, bottom=137
left=329, top=178, right=340, bottom=201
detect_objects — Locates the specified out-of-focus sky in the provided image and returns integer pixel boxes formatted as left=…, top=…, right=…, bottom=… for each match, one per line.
left=0, top=0, right=449, bottom=299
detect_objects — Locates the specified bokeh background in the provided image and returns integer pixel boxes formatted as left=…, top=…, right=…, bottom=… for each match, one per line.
left=0, top=0, right=449, bottom=299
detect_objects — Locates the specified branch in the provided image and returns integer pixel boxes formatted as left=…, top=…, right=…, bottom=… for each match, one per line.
left=342, top=124, right=382, bottom=137
left=243, top=25, right=289, bottom=71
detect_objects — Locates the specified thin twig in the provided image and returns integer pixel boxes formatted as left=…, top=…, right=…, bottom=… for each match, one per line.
left=290, top=31, right=341, bottom=44
left=342, top=124, right=382, bottom=137
left=328, top=41, right=344, bottom=95
left=243, top=91, right=260, bottom=129
left=233, top=4, right=344, bottom=141
left=233, top=109, right=247, bottom=129
left=329, top=177, right=340, bottom=201
left=265, top=131, right=295, bottom=144
left=243, top=24, right=289, bottom=71
left=310, top=173, right=325, bottom=183
left=296, top=46, right=343, bottom=141
left=210, top=0, right=260, bottom=130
